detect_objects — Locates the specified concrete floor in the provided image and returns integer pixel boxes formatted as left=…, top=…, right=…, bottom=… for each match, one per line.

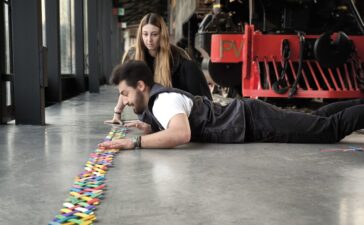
left=0, top=86, right=364, bottom=225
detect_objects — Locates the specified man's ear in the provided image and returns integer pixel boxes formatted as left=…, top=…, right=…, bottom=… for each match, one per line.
left=136, top=80, right=146, bottom=91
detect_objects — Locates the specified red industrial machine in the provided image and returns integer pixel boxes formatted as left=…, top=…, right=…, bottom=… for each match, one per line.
left=195, top=0, right=364, bottom=99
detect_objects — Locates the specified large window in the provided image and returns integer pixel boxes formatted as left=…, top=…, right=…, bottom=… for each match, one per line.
left=4, top=1, right=10, bottom=75
left=41, top=0, right=46, bottom=47
left=60, top=0, right=75, bottom=74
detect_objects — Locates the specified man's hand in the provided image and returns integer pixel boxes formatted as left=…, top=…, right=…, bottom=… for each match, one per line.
left=100, top=114, right=191, bottom=150
left=124, top=120, right=152, bottom=134
left=98, top=139, right=134, bottom=150
left=105, top=96, right=125, bottom=125
left=104, top=113, right=123, bottom=125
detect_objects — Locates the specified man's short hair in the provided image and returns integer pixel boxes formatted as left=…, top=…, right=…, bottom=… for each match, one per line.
left=110, top=60, right=154, bottom=88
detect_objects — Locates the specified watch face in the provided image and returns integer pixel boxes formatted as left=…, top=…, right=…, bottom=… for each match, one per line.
left=131, top=137, right=138, bottom=149
left=131, top=136, right=141, bottom=149
left=131, top=137, right=137, bottom=144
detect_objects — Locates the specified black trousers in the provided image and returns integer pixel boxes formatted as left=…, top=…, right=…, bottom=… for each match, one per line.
left=244, top=99, right=364, bottom=143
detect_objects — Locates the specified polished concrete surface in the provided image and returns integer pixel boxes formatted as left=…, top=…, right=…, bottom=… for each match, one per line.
left=0, top=86, right=364, bottom=225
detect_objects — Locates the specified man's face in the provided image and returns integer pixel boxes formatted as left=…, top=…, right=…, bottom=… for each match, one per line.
left=119, top=80, right=146, bottom=114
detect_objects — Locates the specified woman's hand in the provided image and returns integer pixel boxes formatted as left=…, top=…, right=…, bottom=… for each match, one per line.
left=98, top=139, right=134, bottom=150
left=124, top=120, right=152, bottom=134
left=104, top=112, right=123, bottom=125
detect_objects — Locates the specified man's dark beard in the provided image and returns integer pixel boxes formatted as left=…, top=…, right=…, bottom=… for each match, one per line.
left=133, top=90, right=145, bottom=114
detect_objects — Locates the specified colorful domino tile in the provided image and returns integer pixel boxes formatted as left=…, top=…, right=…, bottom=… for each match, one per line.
left=49, top=127, right=129, bottom=225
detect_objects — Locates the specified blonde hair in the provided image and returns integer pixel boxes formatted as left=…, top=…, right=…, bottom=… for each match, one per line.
left=134, top=13, right=172, bottom=87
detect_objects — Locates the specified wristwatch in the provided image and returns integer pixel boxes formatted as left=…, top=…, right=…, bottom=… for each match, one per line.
left=131, top=136, right=141, bottom=149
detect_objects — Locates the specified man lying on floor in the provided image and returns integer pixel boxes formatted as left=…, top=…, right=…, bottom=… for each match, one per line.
left=98, top=60, right=364, bottom=150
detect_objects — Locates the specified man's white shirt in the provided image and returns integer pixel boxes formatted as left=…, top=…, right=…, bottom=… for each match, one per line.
left=152, top=92, right=193, bottom=129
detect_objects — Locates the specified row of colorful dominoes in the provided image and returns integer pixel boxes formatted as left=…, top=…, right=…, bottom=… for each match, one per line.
left=49, top=127, right=129, bottom=225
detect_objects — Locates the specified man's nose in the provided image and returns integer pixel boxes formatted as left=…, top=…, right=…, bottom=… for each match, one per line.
left=122, top=96, right=129, bottom=105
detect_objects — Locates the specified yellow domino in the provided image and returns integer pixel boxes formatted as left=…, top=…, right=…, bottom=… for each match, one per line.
left=81, top=196, right=92, bottom=201
left=94, top=168, right=106, bottom=174
left=60, top=208, right=72, bottom=214
left=70, top=192, right=82, bottom=198
left=74, top=212, right=92, bottom=218
left=82, top=214, right=96, bottom=221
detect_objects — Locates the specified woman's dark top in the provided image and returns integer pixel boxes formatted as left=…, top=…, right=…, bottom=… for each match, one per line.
left=123, top=44, right=212, bottom=100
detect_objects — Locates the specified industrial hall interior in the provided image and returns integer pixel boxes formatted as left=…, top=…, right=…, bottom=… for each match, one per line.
left=1, top=0, right=364, bottom=224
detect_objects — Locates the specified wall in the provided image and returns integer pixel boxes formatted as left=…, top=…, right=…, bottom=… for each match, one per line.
left=169, top=0, right=196, bottom=44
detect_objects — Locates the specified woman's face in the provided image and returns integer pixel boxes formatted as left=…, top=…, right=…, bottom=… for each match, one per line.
left=142, top=24, right=161, bottom=52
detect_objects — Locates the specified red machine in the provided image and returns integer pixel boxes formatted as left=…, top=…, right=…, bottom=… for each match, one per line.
left=211, top=25, right=364, bottom=98
left=195, top=0, right=364, bottom=99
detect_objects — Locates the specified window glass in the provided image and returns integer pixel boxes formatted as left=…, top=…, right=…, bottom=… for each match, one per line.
left=6, top=81, right=11, bottom=106
left=42, top=0, right=46, bottom=46
left=84, top=0, right=89, bottom=75
left=4, top=2, right=10, bottom=74
left=70, top=0, right=75, bottom=74
left=60, top=0, right=75, bottom=74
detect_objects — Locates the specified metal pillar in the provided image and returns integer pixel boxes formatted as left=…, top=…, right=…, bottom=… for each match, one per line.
left=12, top=0, right=45, bottom=125
left=75, top=0, right=85, bottom=92
left=87, top=0, right=100, bottom=93
left=100, top=0, right=113, bottom=83
left=45, top=0, right=61, bottom=103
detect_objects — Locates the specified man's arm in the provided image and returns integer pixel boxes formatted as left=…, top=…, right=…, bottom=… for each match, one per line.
left=104, top=94, right=125, bottom=124
left=98, top=113, right=191, bottom=150
left=141, top=113, right=191, bottom=148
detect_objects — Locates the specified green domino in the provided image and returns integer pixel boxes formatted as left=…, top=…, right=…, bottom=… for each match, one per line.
left=87, top=181, right=104, bottom=186
left=78, top=202, right=90, bottom=207
left=68, top=218, right=83, bottom=224
left=55, top=215, right=66, bottom=220
left=74, top=181, right=86, bottom=186
left=90, top=192, right=103, bottom=198
left=66, top=197, right=82, bottom=204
